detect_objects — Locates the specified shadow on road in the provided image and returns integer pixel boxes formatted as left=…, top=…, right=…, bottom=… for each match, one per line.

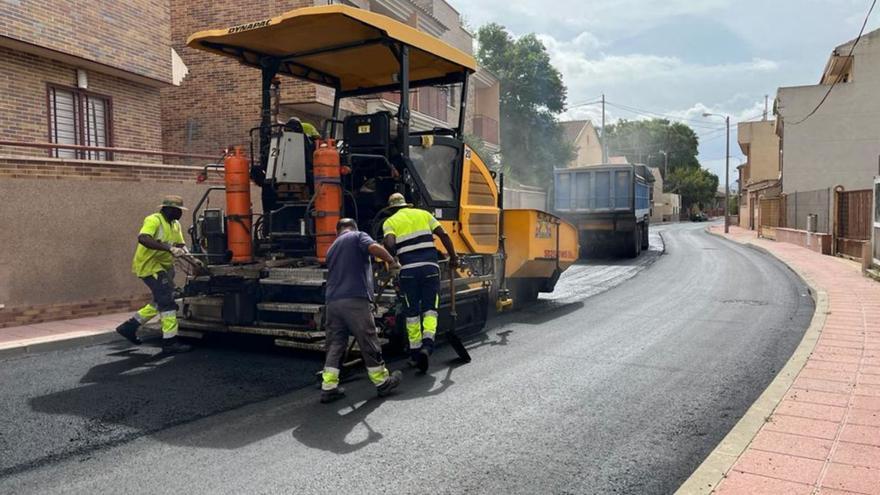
left=21, top=336, right=468, bottom=466
left=289, top=362, right=464, bottom=454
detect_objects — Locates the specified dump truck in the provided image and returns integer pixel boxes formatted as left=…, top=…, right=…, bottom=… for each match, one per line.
left=175, top=5, right=578, bottom=352
left=553, top=164, right=654, bottom=258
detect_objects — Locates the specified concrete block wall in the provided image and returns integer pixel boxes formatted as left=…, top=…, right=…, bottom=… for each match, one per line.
left=0, top=156, right=261, bottom=328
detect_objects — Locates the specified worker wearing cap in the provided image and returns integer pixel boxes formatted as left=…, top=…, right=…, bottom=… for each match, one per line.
left=382, top=193, right=458, bottom=373
left=115, top=195, right=192, bottom=354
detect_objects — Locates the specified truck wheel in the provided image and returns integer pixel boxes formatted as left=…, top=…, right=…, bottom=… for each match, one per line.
left=641, top=223, right=650, bottom=250
left=624, top=231, right=639, bottom=258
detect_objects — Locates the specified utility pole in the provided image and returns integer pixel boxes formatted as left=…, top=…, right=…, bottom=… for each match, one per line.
left=763, top=94, right=769, bottom=121
left=703, top=112, right=731, bottom=233
left=725, top=115, right=730, bottom=233
left=601, top=93, right=608, bottom=163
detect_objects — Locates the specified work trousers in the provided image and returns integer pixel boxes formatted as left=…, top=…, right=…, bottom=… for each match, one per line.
left=134, top=269, right=179, bottom=339
left=322, top=298, right=391, bottom=391
left=399, top=264, right=440, bottom=356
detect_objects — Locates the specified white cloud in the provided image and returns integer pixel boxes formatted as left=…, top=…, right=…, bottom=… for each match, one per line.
left=450, top=0, right=880, bottom=175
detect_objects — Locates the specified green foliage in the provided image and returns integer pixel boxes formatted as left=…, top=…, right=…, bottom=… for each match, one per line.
left=604, top=119, right=700, bottom=178
left=605, top=118, right=719, bottom=209
left=476, top=23, right=574, bottom=186
left=668, top=167, right=719, bottom=209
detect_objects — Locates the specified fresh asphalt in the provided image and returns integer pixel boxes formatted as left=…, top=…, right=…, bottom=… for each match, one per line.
left=0, top=222, right=813, bottom=494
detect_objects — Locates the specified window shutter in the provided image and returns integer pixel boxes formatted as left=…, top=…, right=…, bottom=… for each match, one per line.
left=49, top=88, right=78, bottom=159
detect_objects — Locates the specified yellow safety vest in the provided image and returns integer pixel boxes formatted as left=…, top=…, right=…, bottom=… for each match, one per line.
left=132, top=212, right=184, bottom=278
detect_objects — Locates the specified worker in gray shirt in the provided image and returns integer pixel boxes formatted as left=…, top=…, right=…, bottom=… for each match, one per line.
left=320, top=218, right=403, bottom=403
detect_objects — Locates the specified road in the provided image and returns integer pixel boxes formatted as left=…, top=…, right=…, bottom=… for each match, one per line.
left=0, top=222, right=813, bottom=494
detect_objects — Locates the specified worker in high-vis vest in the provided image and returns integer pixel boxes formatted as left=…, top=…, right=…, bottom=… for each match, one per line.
left=115, top=195, right=193, bottom=354
left=383, top=193, right=458, bottom=373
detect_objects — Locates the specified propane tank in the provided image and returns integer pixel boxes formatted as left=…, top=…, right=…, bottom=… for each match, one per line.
left=312, top=139, right=342, bottom=262
left=224, top=146, right=253, bottom=263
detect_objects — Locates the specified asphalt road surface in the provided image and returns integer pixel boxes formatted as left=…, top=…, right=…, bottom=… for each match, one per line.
left=0, top=222, right=813, bottom=494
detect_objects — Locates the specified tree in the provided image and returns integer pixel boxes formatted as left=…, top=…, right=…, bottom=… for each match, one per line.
left=604, top=119, right=700, bottom=181
left=667, top=167, right=719, bottom=211
left=604, top=118, right=719, bottom=210
left=476, top=23, right=574, bottom=187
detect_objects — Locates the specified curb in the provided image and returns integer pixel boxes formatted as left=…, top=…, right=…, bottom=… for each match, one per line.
left=675, top=229, right=827, bottom=495
left=0, top=328, right=162, bottom=360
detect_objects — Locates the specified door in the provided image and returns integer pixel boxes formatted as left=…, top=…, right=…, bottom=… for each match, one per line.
left=873, top=177, right=880, bottom=265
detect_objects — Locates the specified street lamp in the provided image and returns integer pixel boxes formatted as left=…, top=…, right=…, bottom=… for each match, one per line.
left=703, top=112, right=731, bottom=234
left=659, top=150, right=669, bottom=189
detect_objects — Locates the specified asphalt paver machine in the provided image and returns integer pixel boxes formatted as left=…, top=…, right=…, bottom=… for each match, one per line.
left=179, top=5, right=578, bottom=351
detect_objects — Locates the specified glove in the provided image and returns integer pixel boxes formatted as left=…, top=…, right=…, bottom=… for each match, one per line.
left=170, top=246, right=187, bottom=258
left=389, top=261, right=402, bottom=277
left=448, top=255, right=459, bottom=269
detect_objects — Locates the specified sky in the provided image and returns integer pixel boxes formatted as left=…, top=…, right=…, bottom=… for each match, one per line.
left=448, top=0, right=880, bottom=183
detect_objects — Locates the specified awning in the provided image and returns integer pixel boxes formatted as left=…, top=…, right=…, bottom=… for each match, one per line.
left=186, top=5, right=476, bottom=94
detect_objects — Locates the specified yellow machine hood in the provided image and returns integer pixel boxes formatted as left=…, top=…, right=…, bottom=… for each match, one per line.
left=187, top=5, right=477, bottom=93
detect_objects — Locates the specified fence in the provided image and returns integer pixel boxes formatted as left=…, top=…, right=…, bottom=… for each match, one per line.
left=503, top=185, right=547, bottom=210
left=785, top=188, right=831, bottom=233
left=836, top=188, right=872, bottom=259
left=758, top=197, right=782, bottom=240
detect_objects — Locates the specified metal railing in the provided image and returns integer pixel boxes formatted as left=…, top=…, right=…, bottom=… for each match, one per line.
left=472, top=115, right=499, bottom=145
left=0, top=139, right=218, bottom=161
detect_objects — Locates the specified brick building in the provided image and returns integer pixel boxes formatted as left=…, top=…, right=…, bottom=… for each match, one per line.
left=0, top=0, right=210, bottom=327
left=163, top=0, right=501, bottom=158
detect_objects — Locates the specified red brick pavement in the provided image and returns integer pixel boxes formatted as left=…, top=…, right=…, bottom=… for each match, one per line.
left=711, top=226, right=880, bottom=495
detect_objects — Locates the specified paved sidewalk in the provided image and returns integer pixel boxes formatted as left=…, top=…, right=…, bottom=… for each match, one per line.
left=0, top=312, right=130, bottom=354
left=710, top=226, right=880, bottom=495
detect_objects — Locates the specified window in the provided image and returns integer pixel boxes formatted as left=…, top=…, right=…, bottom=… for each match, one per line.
left=48, top=85, right=112, bottom=160
left=409, top=143, right=458, bottom=203
left=445, top=85, right=458, bottom=109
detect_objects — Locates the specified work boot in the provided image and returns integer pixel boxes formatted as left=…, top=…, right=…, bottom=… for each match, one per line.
left=161, top=336, right=193, bottom=354
left=320, top=387, right=346, bottom=404
left=376, top=370, right=402, bottom=397
left=415, top=349, right=429, bottom=374
left=115, top=318, right=141, bottom=345
left=422, top=338, right=435, bottom=356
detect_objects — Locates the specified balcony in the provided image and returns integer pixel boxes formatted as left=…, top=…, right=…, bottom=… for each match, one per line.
left=472, top=115, right=499, bottom=145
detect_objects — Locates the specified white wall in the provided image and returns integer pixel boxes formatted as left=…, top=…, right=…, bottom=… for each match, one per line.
left=777, top=31, right=880, bottom=194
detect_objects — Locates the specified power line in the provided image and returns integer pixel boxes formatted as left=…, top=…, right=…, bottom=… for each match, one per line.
left=605, top=101, right=726, bottom=128
left=788, top=0, right=876, bottom=126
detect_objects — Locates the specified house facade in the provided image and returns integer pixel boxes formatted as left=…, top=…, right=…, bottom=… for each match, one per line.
left=560, top=120, right=603, bottom=167
left=737, top=119, right=781, bottom=230
left=776, top=27, right=880, bottom=234
left=0, top=0, right=217, bottom=327
left=649, top=166, right=681, bottom=223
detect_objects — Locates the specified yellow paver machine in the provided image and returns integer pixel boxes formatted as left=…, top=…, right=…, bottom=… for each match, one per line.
left=178, top=5, right=578, bottom=351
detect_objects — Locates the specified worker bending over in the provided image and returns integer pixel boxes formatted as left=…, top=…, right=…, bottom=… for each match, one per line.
left=382, top=193, right=457, bottom=373
left=115, top=195, right=192, bottom=354
left=321, top=218, right=402, bottom=403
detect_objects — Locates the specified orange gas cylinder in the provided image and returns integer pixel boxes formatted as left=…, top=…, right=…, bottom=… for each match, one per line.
left=313, top=139, right=342, bottom=262
left=224, top=146, right=253, bottom=263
